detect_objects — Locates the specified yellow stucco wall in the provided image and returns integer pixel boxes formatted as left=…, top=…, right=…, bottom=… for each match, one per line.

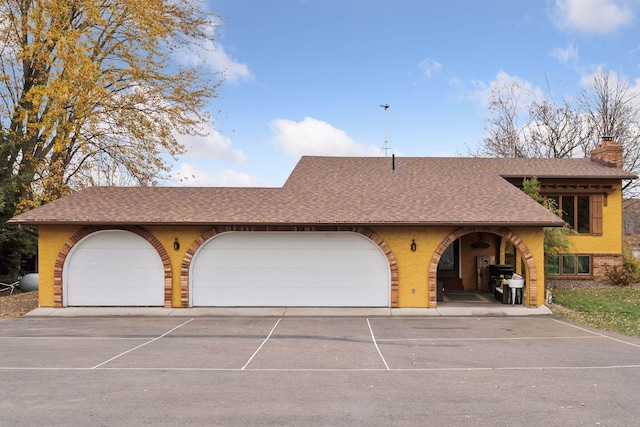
left=144, top=226, right=211, bottom=307
left=372, top=226, right=447, bottom=307
left=38, top=225, right=83, bottom=307
left=37, top=224, right=548, bottom=308
left=373, top=226, right=546, bottom=308
left=567, top=182, right=623, bottom=254
left=368, top=227, right=425, bottom=307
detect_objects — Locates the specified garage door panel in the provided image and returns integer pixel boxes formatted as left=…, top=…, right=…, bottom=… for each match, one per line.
left=194, top=286, right=389, bottom=307
left=75, top=233, right=152, bottom=249
left=199, top=248, right=384, bottom=270
left=68, top=248, right=159, bottom=268
left=193, top=275, right=387, bottom=292
left=67, top=287, right=163, bottom=306
left=191, top=232, right=390, bottom=307
left=195, top=267, right=388, bottom=289
left=206, top=232, right=374, bottom=250
left=67, top=267, right=163, bottom=287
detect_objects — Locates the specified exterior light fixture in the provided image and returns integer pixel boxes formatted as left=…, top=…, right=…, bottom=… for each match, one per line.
left=471, top=233, right=490, bottom=249
left=410, top=239, right=417, bottom=251
left=173, top=238, right=180, bottom=251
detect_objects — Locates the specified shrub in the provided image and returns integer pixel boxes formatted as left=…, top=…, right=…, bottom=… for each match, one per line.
left=622, top=249, right=640, bottom=280
left=603, top=250, right=640, bottom=287
left=605, top=261, right=636, bottom=288
left=605, top=265, right=635, bottom=287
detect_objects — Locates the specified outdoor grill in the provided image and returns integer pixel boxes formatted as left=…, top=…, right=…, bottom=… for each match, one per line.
left=488, top=264, right=514, bottom=293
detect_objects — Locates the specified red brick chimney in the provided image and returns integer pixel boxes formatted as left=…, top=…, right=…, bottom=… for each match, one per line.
left=591, top=136, right=623, bottom=168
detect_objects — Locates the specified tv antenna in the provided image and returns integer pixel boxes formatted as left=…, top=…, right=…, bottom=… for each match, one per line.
left=380, top=104, right=390, bottom=157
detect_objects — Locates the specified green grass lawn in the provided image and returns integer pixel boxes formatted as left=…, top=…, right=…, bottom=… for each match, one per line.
left=551, top=287, right=640, bottom=338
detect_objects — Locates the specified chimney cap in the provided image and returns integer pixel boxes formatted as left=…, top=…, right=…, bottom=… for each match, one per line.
left=598, top=135, right=617, bottom=148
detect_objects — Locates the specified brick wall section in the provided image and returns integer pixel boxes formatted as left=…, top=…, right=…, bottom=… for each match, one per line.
left=591, top=253, right=623, bottom=279
left=180, top=226, right=399, bottom=308
left=591, top=139, right=624, bottom=169
left=54, top=226, right=173, bottom=308
left=429, top=226, right=538, bottom=308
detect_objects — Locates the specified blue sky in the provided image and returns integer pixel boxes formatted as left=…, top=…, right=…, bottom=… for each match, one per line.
left=170, top=0, right=640, bottom=187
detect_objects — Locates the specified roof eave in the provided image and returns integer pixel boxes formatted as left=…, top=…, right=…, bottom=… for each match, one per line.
left=500, top=173, right=638, bottom=180
left=7, top=219, right=566, bottom=228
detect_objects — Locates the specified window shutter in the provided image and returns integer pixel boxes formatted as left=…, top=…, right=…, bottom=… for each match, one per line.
left=591, top=194, right=603, bottom=235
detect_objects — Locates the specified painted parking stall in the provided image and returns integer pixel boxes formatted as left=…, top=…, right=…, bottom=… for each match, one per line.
left=1, top=317, right=640, bottom=372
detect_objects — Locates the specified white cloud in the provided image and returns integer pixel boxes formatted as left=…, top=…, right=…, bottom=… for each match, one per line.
left=550, top=43, right=579, bottom=64
left=269, top=117, right=380, bottom=156
left=172, top=163, right=271, bottom=187
left=477, top=71, right=543, bottom=109
left=175, top=125, right=247, bottom=163
left=552, top=0, right=634, bottom=34
left=419, top=58, right=442, bottom=78
left=204, top=41, right=254, bottom=84
left=173, top=23, right=254, bottom=85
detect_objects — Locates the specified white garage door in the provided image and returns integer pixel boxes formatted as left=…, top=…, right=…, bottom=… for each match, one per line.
left=64, top=230, right=165, bottom=306
left=191, top=232, right=390, bottom=307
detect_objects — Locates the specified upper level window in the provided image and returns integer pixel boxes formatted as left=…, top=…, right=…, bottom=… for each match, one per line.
left=548, top=195, right=592, bottom=234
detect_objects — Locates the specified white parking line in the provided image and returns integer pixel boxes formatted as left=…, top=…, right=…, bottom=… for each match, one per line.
left=552, top=318, right=640, bottom=348
left=377, top=336, right=600, bottom=342
left=241, top=318, right=281, bottom=370
left=0, top=336, right=149, bottom=340
left=367, top=318, right=389, bottom=370
left=2, top=364, right=640, bottom=372
left=90, top=318, right=194, bottom=369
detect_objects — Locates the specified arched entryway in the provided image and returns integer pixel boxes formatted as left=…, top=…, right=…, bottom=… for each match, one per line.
left=428, top=227, right=538, bottom=308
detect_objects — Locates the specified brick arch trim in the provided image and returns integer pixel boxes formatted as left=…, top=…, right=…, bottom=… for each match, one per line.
left=428, top=227, right=538, bottom=308
left=180, top=226, right=399, bottom=308
left=53, top=226, right=173, bottom=308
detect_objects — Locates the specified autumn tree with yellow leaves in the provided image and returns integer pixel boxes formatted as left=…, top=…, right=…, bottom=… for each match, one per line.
left=0, top=0, right=222, bottom=277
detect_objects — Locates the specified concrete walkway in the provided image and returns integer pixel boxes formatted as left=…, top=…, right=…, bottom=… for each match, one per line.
left=24, top=304, right=553, bottom=317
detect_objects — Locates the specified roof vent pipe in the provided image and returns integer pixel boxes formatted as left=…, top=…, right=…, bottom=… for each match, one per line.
left=392, top=154, right=395, bottom=173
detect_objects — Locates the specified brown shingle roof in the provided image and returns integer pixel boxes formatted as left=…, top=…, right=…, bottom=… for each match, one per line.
left=9, top=187, right=293, bottom=225
left=9, top=156, right=635, bottom=227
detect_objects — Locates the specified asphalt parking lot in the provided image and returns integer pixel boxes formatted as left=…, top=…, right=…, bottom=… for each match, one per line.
left=1, top=315, right=640, bottom=426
